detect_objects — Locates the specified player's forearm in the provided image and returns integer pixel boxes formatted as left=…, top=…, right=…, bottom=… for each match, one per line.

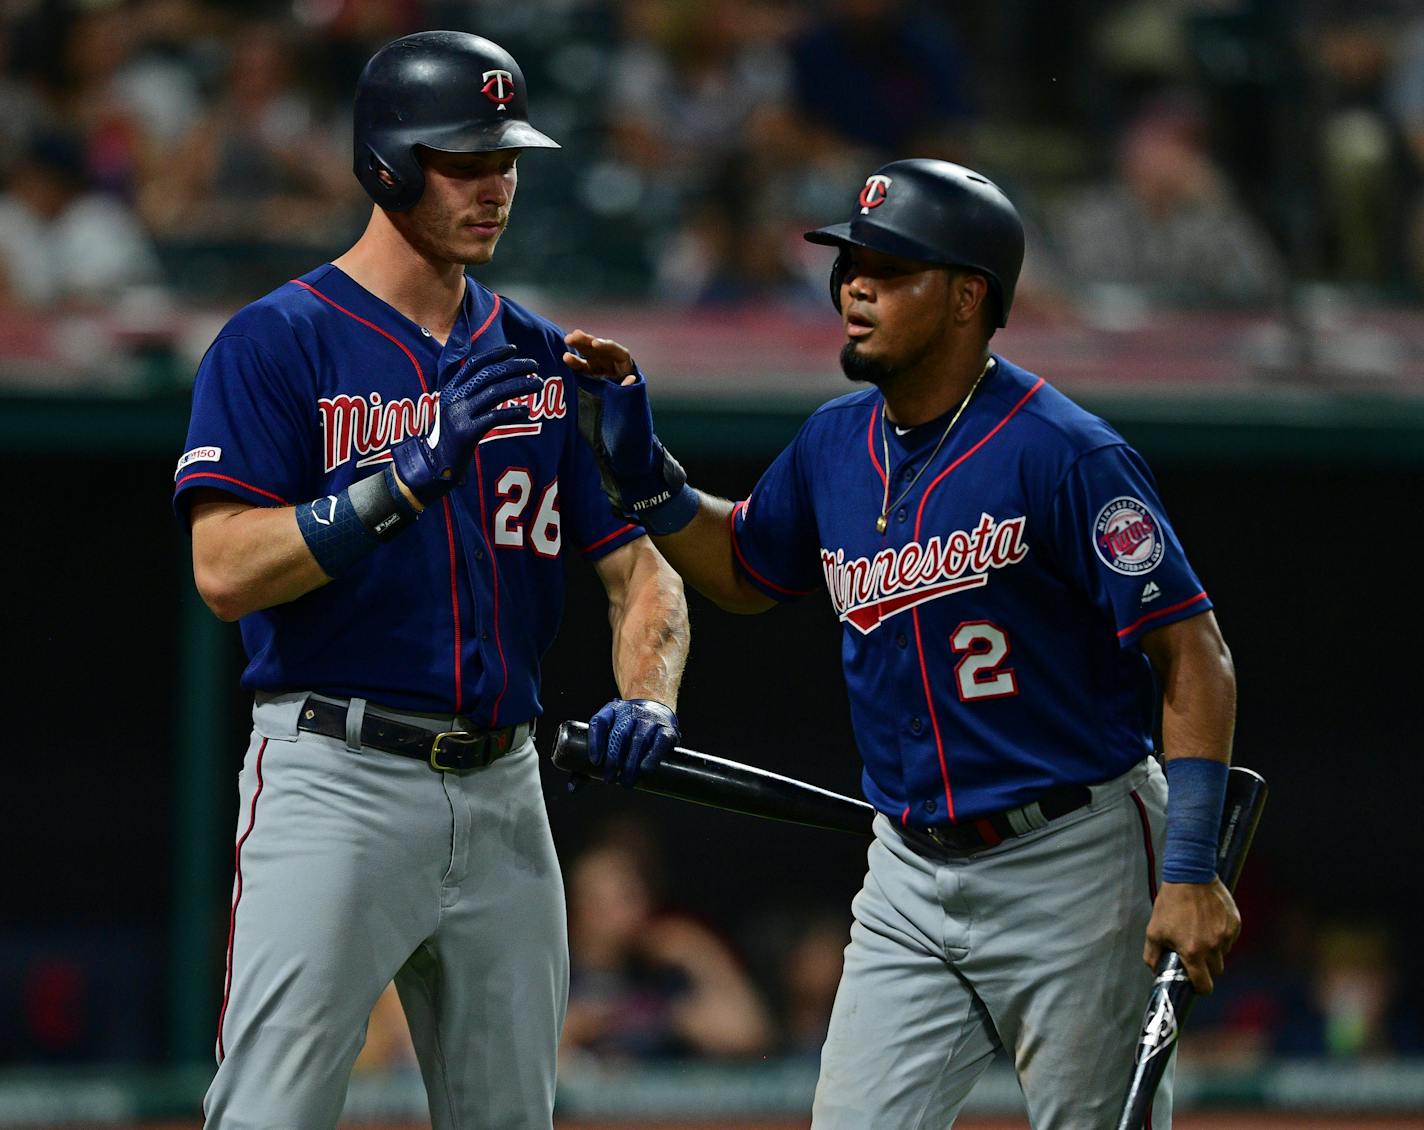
left=653, top=494, right=776, bottom=615
left=608, top=543, right=690, bottom=708
left=191, top=501, right=331, bottom=621
left=1147, top=612, right=1237, bottom=765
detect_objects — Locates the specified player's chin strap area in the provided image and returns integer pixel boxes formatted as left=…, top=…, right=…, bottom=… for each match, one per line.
left=298, top=695, right=533, bottom=772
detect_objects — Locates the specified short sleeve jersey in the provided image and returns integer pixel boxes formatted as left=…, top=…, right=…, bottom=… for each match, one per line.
left=731, top=356, right=1211, bottom=825
left=174, top=264, right=641, bottom=721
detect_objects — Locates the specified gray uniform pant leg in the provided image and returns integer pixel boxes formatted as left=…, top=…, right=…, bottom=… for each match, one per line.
left=396, top=736, right=568, bottom=1130
left=204, top=694, right=565, bottom=1130
left=813, top=758, right=1173, bottom=1130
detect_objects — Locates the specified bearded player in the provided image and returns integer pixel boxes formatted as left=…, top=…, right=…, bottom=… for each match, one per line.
left=571, top=159, right=1239, bottom=1128
left=174, top=32, right=687, bottom=1129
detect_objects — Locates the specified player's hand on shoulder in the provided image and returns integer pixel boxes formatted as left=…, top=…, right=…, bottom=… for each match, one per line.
left=567, top=337, right=698, bottom=533
left=392, top=343, right=542, bottom=505
left=563, top=329, right=637, bottom=384
left=586, top=698, right=679, bottom=787
left=1143, top=877, right=1241, bottom=994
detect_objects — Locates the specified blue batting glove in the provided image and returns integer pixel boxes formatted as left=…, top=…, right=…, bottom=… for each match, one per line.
left=392, top=344, right=542, bottom=505
left=574, top=372, right=699, bottom=535
left=586, top=698, right=679, bottom=787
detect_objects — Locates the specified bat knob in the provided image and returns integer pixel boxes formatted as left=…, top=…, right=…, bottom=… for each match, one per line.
left=552, top=719, right=591, bottom=773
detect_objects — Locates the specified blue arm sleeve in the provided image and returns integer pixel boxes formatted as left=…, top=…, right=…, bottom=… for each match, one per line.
left=562, top=376, right=645, bottom=560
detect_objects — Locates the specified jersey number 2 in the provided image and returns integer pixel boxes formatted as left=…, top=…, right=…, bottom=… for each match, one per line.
left=951, top=621, right=1018, bottom=701
left=494, top=469, right=561, bottom=557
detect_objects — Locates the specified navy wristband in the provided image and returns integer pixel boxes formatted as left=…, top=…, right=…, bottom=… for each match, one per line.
left=296, top=467, right=420, bottom=577
left=633, top=482, right=700, bottom=535
left=1162, top=757, right=1229, bottom=884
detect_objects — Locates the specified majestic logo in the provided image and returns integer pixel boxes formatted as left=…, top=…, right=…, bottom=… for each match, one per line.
left=481, top=69, right=515, bottom=108
left=858, top=174, right=892, bottom=213
left=822, top=513, right=1029, bottom=634
left=175, top=445, right=221, bottom=479
left=1094, top=496, right=1164, bottom=575
left=317, top=376, right=565, bottom=473
left=1140, top=581, right=1161, bottom=604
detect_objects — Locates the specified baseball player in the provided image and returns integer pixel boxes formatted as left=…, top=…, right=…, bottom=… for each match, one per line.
left=173, top=32, right=689, bottom=1130
left=573, top=159, right=1240, bottom=1128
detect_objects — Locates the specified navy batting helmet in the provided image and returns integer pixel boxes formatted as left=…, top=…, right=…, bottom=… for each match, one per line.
left=353, top=31, right=560, bottom=212
left=804, top=159, right=1025, bottom=327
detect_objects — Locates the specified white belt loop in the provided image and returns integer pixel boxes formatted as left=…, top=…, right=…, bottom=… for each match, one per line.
left=345, top=697, right=368, bottom=752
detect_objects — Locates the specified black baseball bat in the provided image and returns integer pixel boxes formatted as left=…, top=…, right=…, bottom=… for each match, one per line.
left=552, top=720, right=875, bottom=837
left=1114, top=765, right=1268, bottom=1130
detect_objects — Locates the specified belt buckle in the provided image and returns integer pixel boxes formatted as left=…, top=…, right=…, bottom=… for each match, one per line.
left=430, top=730, right=486, bottom=772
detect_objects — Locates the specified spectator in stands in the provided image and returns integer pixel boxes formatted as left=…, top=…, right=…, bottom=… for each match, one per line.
left=1048, top=99, right=1286, bottom=309
left=146, top=19, right=356, bottom=243
left=0, top=130, right=162, bottom=309
left=561, top=836, right=773, bottom=1066
left=777, top=914, right=846, bottom=1059
left=1308, top=13, right=1409, bottom=287
left=605, top=0, right=798, bottom=196
left=787, top=0, right=975, bottom=162
left=654, top=163, right=820, bottom=306
left=1386, top=16, right=1424, bottom=294
left=1279, top=923, right=1423, bottom=1058
left=352, top=982, right=418, bottom=1076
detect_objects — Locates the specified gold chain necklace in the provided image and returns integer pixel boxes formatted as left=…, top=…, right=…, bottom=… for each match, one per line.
left=876, top=357, right=994, bottom=535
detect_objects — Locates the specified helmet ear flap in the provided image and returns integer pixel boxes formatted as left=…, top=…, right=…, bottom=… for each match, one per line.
left=829, top=249, right=848, bottom=312
left=356, top=145, right=424, bottom=211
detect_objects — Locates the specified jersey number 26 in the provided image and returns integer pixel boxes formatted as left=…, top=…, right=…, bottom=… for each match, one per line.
left=494, top=469, right=560, bottom=557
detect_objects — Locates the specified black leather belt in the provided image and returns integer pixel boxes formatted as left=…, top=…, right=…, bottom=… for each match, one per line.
left=899, top=783, right=1092, bottom=855
left=298, top=697, right=531, bottom=772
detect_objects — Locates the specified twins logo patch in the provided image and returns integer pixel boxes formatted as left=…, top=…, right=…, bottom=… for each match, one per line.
left=1094, top=496, right=1164, bottom=575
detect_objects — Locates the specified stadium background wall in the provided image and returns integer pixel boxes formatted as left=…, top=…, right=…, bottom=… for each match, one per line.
left=0, top=394, right=1420, bottom=1071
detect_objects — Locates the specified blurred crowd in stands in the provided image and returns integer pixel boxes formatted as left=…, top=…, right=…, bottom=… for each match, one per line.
left=337, top=819, right=1423, bottom=1078
left=1, top=0, right=1423, bottom=319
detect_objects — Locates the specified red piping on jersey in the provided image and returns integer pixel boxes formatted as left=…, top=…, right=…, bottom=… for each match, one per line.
left=729, top=500, right=816, bottom=596
left=473, top=449, right=509, bottom=726
left=866, top=406, right=886, bottom=487
left=580, top=524, right=636, bottom=556
left=462, top=292, right=504, bottom=716
left=293, top=280, right=429, bottom=393
left=908, top=377, right=1045, bottom=824
left=217, top=737, right=267, bottom=1062
left=911, top=605, right=959, bottom=821
left=293, top=279, right=507, bottom=714
left=469, top=291, right=502, bottom=343
left=912, top=378, right=1045, bottom=539
left=1130, top=789, right=1158, bottom=901
left=441, top=496, right=464, bottom=711
left=175, top=471, right=288, bottom=506
left=1117, top=591, right=1209, bottom=640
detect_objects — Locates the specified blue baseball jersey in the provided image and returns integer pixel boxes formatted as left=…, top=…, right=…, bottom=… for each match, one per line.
left=731, top=356, right=1211, bottom=825
left=174, top=264, right=642, bottom=721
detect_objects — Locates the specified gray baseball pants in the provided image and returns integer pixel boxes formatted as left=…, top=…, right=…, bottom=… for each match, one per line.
left=204, top=691, right=567, bottom=1130
left=813, top=757, right=1173, bottom=1129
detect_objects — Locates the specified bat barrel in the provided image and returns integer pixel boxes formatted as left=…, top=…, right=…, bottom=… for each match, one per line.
left=552, top=720, right=875, bottom=838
